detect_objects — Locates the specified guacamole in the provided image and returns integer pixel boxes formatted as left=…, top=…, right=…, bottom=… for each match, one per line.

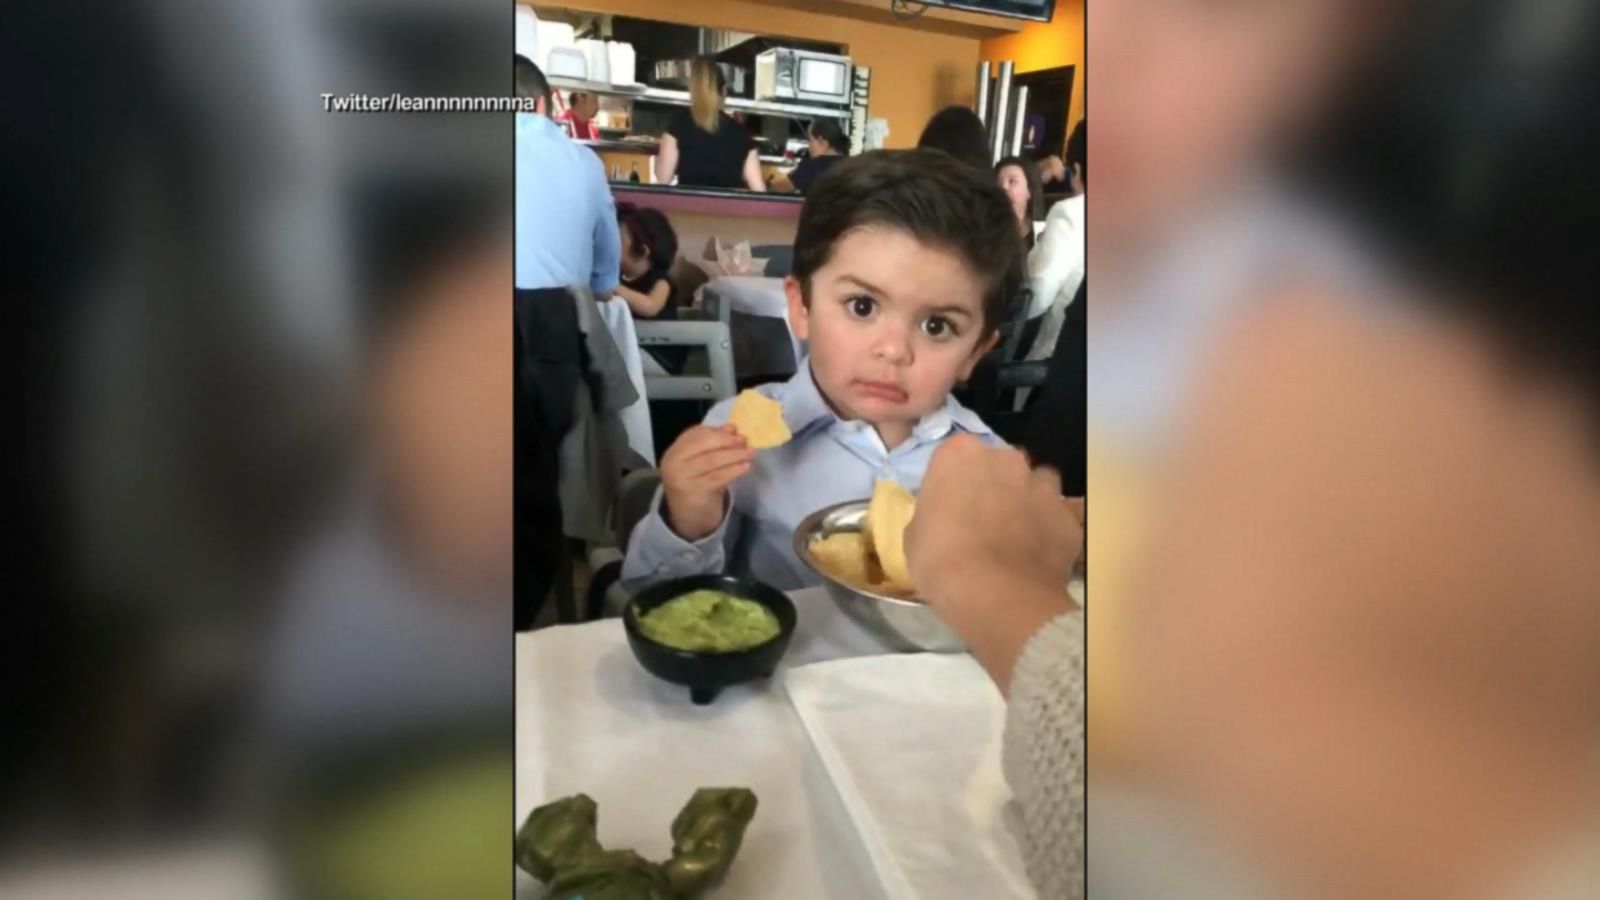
left=636, top=590, right=781, bottom=653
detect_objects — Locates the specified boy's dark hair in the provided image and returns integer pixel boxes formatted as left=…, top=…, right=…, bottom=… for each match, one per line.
left=1065, top=119, right=1086, bottom=183
left=616, top=202, right=679, bottom=271
left=794, top=149, right=1023, bottom=338
left=515, top=55, right=549, bottom=105
left=916, top=106, right=991, bottom=171
left=808, top=118, right=850, bottom=154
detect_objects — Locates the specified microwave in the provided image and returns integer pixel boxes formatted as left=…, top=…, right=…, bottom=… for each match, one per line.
left=755, top=48, right=853, bottom=107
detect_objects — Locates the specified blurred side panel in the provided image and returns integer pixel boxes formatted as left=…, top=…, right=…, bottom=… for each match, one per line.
left=4, top=0, right=514, bottom=897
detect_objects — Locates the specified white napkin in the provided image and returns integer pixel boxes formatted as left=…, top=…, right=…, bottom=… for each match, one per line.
left=692, top=237, right=770, bottom=279
left=783, top=654, right=1037, bottom=900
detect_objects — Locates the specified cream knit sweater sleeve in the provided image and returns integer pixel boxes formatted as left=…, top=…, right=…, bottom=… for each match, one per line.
left=1003, top=611, right=1086, bottom=899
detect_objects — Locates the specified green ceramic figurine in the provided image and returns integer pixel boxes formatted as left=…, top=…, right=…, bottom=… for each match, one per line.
left=515, top=788, right=758, bottom=900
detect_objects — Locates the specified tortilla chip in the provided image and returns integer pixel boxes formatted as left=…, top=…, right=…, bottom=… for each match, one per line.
left=809, top=532, right=874, bottom=588
left=866, top=479, right=917, bottom=592
left=726, top=389, right=791, bottom=449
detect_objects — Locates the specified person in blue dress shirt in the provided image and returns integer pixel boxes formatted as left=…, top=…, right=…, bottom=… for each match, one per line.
left=514, top=56, right=620, bottom=295
left=622, top=149, right=1026, bottom=591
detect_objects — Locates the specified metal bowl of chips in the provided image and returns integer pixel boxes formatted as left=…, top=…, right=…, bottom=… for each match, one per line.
left=793, top=500, right=966, bottom=653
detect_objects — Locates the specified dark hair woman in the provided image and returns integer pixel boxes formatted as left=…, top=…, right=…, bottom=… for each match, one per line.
left=995, top=155, right=1044, bottom=248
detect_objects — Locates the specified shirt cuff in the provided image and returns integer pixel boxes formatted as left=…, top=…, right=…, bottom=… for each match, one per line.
left=620, top=487, right=733, bottom=585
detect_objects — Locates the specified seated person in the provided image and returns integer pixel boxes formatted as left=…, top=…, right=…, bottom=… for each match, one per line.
left=621, top=149, right=1023, bottom=591
left=614, top=203, right=679, bottom=318
left=768, top=119, right=850, bottom=194
left=1021, top=120, right=1085, bottom=362
left=611, top=201, right=688, bottom=373
left=995, top=155, right=1044, bottom=249
left=613, top=202, right=685, bottom=373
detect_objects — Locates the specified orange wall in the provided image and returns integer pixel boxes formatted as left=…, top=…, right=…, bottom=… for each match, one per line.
left=533, top=0, right=984, bottom=148
left=979, top=0, right=1083, bottom=134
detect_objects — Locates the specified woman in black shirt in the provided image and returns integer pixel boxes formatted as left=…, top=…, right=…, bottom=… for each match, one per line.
left=655, top=58, right=766, bottom=191
left=770, top=118, right=849, bottom=194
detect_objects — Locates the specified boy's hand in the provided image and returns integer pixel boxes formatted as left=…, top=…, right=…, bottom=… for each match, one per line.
left=660, top=425, right=756, bottom=542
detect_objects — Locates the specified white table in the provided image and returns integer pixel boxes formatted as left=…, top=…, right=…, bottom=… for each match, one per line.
left=515, top=587, right=907, bottom=899
left=593, top=296, right=656, bottom=466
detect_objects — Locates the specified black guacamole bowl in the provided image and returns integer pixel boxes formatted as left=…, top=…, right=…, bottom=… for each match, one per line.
left=623, top=574, right=798, bottom=705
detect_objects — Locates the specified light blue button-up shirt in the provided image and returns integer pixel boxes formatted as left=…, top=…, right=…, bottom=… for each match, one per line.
left=621, top=364, right=1004, bottom=592
left=514, top=112, right=621, bottom=295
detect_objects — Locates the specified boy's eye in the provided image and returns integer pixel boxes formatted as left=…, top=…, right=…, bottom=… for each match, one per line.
left=846, top=295, right=877, bottom=318
left=922, top=316, right=957, bottom=340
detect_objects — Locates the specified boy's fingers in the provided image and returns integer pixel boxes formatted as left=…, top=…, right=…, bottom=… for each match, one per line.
left=684, top=462, right=751, bottom=494
left=674, top=426, right=723, bottom=452
left=678, top=427, right=748, bottom=460
left=683, top=446, right=757, bottom=478
left=701, top=459, right=752, bottom=485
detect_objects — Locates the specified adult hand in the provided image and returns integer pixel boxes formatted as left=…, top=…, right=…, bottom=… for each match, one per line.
left=659, top=424, right=754, bottom=542
left=904, top=435, right=1084, bottom=693
left=906, top=435, right=1081, bottom=599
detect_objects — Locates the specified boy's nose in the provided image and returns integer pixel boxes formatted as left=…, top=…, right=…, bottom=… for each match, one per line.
left=872, top=328, right=913, bottom=364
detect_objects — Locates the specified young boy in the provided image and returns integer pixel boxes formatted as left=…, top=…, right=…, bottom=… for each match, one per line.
left=621, top=149, right=1024, bottom=591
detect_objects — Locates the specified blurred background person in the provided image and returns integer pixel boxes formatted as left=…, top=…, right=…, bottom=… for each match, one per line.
left=1063, top=119, right=1084, bottom=195
left=514, top=56, right=619, bottom=296
left=654, top=57, right=765, bottom=192
left=1089, top=0, right=1600, bottom=898
left=995, top=155, right=1044, bottom=248
left=1022, top=122, right=1085, bottom=367
left=767, top=118, right=850, bottom=194
left=916, top=104, right=992, bottom=171
left=558, top=89, right=601, bottom=141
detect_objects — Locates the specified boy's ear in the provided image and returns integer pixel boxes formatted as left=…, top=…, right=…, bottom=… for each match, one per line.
left=958, top=329, right=1001, bottom=380
left=784, top=275, right=809, bottom=341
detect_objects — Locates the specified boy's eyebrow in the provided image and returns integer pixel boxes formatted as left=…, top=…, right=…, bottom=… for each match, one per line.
left=837, top=274, right=888, bottom=296
left=923, top=304, right=976, bottom=320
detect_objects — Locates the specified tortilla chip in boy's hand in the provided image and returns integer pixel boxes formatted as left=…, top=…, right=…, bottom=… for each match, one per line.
left=866, top=479, right=917, bottom=593
left=726, top=389, right=791, bottom=449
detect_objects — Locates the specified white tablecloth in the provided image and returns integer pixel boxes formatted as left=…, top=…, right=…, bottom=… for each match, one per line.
left=785, top=654, right=1034, bottom=899
left=593, top=296, right=656, bottom=466
left=515, top=587, right=911, bottom=900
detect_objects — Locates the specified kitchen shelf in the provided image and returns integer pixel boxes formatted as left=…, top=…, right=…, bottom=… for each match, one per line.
left=547, top=75, right=648, bottom=96
left=578, top=138, right=795, bottom=168
left=549, top=75, right=850, bottom=120
left=577, top=138, right=658, bottom=154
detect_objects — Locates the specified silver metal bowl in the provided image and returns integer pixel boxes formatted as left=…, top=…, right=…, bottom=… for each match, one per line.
left=792, top=500, right=966, bottom=653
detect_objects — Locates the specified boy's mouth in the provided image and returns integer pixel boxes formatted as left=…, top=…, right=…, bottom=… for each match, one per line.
left=852, top=379, right=909, bottom=404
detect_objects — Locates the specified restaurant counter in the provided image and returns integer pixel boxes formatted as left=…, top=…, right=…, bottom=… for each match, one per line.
left=610, top=182, right=804, bottom=248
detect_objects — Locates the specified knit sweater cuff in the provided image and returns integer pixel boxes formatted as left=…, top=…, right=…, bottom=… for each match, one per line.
left=1003, top=610, right=1086, bottom=899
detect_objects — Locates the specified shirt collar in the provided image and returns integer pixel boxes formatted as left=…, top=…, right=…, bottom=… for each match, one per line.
left=781, top=362, right=995, bottom=443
